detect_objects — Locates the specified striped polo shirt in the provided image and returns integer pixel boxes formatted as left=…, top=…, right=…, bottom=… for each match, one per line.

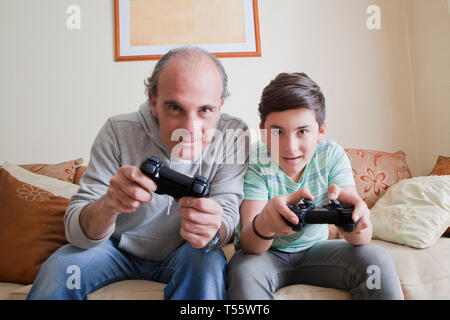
left=234, top=139, right=355, bottom=253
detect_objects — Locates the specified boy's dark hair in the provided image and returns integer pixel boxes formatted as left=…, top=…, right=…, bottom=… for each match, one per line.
left=258, top=72, right=325, bottom=128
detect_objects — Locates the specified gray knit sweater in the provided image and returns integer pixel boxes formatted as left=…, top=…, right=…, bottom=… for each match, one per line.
left=65, top=100, right=249, bottom=261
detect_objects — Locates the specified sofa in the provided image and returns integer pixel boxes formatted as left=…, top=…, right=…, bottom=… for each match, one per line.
left=0, top=150, right=449, bottom=300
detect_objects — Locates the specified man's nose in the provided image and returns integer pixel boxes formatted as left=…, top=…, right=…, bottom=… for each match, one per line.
left=184, top=113, right=203, bottom=141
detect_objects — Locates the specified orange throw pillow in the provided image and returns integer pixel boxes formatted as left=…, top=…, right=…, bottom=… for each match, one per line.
left=345, top=149, right=412, bottom=208
left=0, top=162, right=79, bottom=284
left=429, top=155, right=450, bottom=176
left=74, top=166, right=88, bottom=185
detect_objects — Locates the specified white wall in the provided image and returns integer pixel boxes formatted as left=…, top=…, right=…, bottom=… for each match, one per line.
left=0, top=0, right=448, bottom=175
left=406, top=0, right=450, bottom=176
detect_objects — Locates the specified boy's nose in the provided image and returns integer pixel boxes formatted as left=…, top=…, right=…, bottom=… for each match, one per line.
left=284, top=134, right=299, bottom=154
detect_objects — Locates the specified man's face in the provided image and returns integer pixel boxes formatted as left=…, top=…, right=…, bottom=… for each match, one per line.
left=149, top=60, right=224, bottom=160
left=261, top=108, right=325, bottom=182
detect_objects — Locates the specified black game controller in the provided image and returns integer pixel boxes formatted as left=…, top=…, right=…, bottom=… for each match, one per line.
left=140, top=156, right=211, bottom=200
left=283, top=199, right=357, bottom=232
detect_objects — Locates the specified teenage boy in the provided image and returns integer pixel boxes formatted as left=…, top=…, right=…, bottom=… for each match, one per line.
left=227, top=72, right=403, bottom=300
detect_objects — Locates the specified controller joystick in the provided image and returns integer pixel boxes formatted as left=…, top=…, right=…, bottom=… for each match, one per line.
left=140, top=156, right=211, bottom=200
left=283, top=199, right=357, bottom=232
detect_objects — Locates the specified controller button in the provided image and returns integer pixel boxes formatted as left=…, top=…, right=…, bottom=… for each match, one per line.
left=330, top=199, right=341, bottom=206
left=192, top=182, right=205, bottom=195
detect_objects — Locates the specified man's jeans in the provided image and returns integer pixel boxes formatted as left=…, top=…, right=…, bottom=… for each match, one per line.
left=227, top=239, right=404, bottom=300
left=27, top=238, right=227, bottom=300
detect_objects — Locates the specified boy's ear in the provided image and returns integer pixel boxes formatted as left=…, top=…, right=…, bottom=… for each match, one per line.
left=259, top=123, right=267, bottom=143
left=318, top=121, right=326, bottom=143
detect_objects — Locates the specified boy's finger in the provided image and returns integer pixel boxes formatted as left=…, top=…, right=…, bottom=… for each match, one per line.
left=286, top=187, right=314, bottom=205
left=328, top=184, right=342, bottom=200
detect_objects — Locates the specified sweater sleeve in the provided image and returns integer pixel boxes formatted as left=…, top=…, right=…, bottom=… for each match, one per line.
left=209, top=123, right=250, bottom=247
left=64, top=118, right=121, bottom=249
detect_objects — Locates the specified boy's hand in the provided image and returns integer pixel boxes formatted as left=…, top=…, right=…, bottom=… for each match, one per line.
left=178, top=197, right=223, bottom=249
left=258, top=188, right=315, bottom=237
left=328, top=184, right=372, bottom=244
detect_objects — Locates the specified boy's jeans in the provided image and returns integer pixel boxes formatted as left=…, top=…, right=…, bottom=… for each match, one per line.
left=227, top=239, right=404, bottom=300
left=27, top=238, right=227, bottom=300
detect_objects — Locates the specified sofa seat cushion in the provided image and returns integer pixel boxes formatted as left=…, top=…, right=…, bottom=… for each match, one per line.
left=371, top=238, right=450, bottom=299
left=0, top=283, right=25, bottom=300
left=273, top=238, right=450, bottom=300
left=274, top=284, right=351, bottom=300
left=87, top=280, right=166, bottom=300
left=4, top=239, right=449, bottom=300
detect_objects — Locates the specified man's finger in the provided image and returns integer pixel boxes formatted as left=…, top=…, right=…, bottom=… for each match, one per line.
left=179, top=197, right=222, bottom=215
left=121, top=166, right=157, bottom=193
left=178, top=207, right=217, bottom=226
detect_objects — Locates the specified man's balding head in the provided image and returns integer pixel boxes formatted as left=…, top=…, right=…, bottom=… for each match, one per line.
left=145, top=46, right=230, bottom=100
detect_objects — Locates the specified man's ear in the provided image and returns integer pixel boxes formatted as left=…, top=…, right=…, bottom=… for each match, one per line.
left=149, top=94, right=158, bottom=118
left=318, top=121, right=326, bottom=143
left=218, top=98, right=224, bottom=112
left=259, top=123, right=267, bottom=144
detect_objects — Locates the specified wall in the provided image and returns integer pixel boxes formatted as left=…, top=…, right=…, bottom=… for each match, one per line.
left=1, top=0, right=447, bottom=175
left=406, top=0, right=450, bottom=176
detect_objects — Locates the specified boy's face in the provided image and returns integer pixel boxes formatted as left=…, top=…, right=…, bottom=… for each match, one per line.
left=261, top=108, right=326, bottom=182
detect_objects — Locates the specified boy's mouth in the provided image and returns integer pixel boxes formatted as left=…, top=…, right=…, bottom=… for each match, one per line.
left=282, top=155, right=303, bottom=163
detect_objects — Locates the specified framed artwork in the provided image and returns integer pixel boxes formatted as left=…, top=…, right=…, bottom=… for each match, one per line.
left=114, top=0, right=261, bottom=61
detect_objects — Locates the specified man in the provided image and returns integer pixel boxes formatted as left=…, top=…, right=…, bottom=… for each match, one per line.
left=27, top=47, right=249, bottom=300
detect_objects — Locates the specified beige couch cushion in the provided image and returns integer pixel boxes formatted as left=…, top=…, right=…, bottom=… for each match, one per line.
left=272, top=238, right=450, bottom=300
left=0, top=283, right=25, bottom=300
left=5, top=239, right=450, bottom=300
left=87, top=280, right=165, bottom=300
left=275, top=284, right=351, bottom=300
left=372, top=238, right=450, bottom=299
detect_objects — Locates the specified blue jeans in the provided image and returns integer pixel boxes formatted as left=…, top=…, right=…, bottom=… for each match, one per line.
left=27, top=238, right=227, bottom=300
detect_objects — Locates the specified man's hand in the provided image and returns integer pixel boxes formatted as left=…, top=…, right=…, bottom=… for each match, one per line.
left=80, top=166, right=157, bottom=241
left=328, top=184, right=372, bottom=245
left=178, top=197, right=223, bottom=249
left=257, top=188, right=315, bottom=237
left=103, top=166, right=157, bottom=215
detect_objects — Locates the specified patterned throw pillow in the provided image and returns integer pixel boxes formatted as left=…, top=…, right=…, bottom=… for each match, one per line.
left=74, top=166, right=88, bottom=185
left=0, top=162, right=79, bottom=284
left=0, top=158, right=84, bottom=183
left=19, top=158, right=84, bottom=183
left=344, top=149, right=412, bottom=208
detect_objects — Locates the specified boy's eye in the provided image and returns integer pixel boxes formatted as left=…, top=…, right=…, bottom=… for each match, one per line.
left=271, top=129, right=282, bottom=136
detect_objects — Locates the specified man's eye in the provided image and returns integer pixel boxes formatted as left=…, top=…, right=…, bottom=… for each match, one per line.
left=298, top=129, right=308, bottom=135
left=199, top=107, right=212, bottom=113
left=168, top=105, right=181, bottom=111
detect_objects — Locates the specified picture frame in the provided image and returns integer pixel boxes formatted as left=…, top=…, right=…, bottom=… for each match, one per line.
left=114, top=0, right=261, bottom=61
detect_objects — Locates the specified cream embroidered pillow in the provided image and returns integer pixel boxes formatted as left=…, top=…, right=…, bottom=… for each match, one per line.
left=370, top=175, right=450, bottom=249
